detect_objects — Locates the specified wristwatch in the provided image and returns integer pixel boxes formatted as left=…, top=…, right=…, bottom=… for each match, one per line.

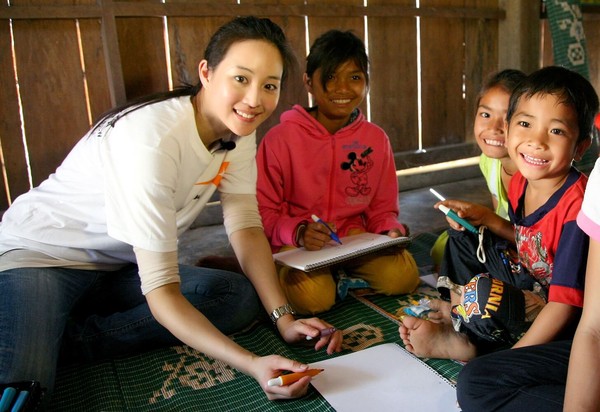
left=270, top=303, right=296, bottom=324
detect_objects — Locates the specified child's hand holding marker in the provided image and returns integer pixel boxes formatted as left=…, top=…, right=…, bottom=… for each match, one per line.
left=300, top=215, right=342, bottom=251
left=429, top=188, right=479, bottom=234
left=311, top=215, right=342, bottom=244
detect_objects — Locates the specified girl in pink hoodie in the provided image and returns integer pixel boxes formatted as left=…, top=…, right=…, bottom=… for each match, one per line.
left=257, top=30, right=419, bottom=315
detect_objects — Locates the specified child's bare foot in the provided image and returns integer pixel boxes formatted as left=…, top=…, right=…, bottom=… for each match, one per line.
left=426, top=299, right=452, bottom=324
left=399, top=316, right=476, bottom=361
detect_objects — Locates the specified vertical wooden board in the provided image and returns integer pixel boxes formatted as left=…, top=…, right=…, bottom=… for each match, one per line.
left=166, top=0, right=234, bottom=88
left=464, top=20, right=499, bottom=143
left=167, top=15, right=231, bottom=88
left=12, top=19, right=91, bottom=189
left=541, top=18, right=554, bottom=67
left=419, top=0, right=467, bottom=148
left=0, top=22, right=29, bottom=208
left=368, top=0, right=418, bottom=153
left=258, top=10, right=308, bottom=140
left=117, top=10, right=169, bottom=100
left=306, top=0, right=365, bottom=113
left=583, top=16, right=600, bottom=93
left=79, top=18, right=114, bottom=123
left=464, top=0, right=499, bottom=144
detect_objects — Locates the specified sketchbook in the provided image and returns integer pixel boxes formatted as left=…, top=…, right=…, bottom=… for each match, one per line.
left=272, top=232, right=411, bottom=271
left=310, top=343, right=459, bottom=411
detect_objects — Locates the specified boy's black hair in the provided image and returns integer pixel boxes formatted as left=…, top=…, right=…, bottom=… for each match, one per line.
left=506, top=66, right=599, bottom=143
left=306, top=30, right=369, bottom=91
left=476, top=69, right=526, bottom=107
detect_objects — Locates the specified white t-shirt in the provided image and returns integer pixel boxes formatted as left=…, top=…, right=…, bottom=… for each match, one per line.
left=0, top=96, right=257, bottom=270
left=578, top=157, right=600, bottom=242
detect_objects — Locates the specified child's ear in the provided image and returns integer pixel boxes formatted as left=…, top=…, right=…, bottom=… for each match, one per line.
left=573, top=137, right=592, bottom=162
left=303, top=73, right=313, bottom=94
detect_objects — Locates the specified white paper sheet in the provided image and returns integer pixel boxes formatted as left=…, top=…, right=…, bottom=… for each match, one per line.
left=310, top=343, right=460, bottom=411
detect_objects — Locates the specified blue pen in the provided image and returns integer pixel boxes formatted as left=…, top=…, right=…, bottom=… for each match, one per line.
left=0, top=387, right=17, bottom=412
left=10, top=391, right=28, bottom=412
left=311, top=214, right=342, bottom=244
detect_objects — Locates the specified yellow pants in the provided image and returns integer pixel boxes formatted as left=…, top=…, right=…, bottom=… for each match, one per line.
left=277, top=247, right=420, bottom=315
left=430, top=230, right=449, bottom=270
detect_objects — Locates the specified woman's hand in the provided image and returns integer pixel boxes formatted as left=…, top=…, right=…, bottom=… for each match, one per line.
left=250, top=355, right=314, bottom=400
left=276, top=316, right=343, bottom=354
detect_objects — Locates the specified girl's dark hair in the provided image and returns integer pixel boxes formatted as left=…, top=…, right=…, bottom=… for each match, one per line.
left=506, top=66, right=600, bottom=143
left=306, top=30, right=369, bottom=91
left=92, top=16, right=296, bottom=132
left=476, top=69, right=526, bottom=107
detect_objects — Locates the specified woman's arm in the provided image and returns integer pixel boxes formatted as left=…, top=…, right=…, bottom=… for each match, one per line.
left=220, top=192, right=342, bottom=352
left=564, top=238, right=600, bottom=411
left=145, top=283, right=312, bottom=400
left=135, top=247, right=313, bottom=399
left=229, top=226, right=342, bottom=354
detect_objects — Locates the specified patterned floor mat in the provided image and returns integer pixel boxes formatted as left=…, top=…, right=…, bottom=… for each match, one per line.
left=48, top=232, right=460, bottom=411
left=48, top=281, right=462, bottom=411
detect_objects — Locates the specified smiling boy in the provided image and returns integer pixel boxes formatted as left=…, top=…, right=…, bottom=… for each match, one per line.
left=400, top=66, right=598, bottom=361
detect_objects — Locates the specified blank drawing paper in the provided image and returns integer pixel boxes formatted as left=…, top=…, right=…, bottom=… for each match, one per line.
left=310, top=343, right=460, bottom=411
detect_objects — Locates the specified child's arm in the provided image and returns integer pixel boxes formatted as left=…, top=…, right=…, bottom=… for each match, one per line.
left=438, top=199, right=514, bottom=241
left=512, top=301, right=581, bottom=349
left=565, top=237, right=600, bottom=411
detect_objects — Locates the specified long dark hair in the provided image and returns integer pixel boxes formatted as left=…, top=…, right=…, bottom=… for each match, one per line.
left=91, top=16, right=296, bottom=133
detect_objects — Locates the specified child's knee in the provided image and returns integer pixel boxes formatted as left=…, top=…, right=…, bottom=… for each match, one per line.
left=364, top=251, right=420, bottom=295
left=430, top=230, right=449, bottom=269
left=278, top=267, right=336, bottom=315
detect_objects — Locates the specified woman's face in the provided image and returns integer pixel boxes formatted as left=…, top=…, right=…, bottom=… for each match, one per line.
left=200, top=39, right=283, bottom=138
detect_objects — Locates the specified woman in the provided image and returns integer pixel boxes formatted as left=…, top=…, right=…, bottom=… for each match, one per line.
left=0, top=16, right=341, bottom=401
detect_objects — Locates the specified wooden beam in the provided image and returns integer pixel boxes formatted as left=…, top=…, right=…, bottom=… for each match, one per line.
left=100, top=0, right=126, bottom=106
left=0, top=4, right=505, bottom=20
left=0, top=5, right=102, bottom=19
left=498, top=0, right=541, bottom=73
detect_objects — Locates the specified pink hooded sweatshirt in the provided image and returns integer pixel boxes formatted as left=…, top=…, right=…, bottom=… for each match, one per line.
left=257, top=105, right=405, bottom=251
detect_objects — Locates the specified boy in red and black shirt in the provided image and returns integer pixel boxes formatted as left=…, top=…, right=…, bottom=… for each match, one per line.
left=400, top=66, right=597, bottom=362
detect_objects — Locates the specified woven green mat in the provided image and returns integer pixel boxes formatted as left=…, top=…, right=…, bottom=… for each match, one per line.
left=47, top=297, right=388, bottom=411
left=48, top=232, right=458, bottom=411
left=48, top=283, right=462, bottom=411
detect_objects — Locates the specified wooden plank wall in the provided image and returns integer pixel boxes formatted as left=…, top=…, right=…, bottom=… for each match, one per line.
left=0, top=1, right=525, bottom=211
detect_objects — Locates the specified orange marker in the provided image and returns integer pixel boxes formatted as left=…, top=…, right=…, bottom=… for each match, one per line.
left=267, top=368, right=324, bottom=387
